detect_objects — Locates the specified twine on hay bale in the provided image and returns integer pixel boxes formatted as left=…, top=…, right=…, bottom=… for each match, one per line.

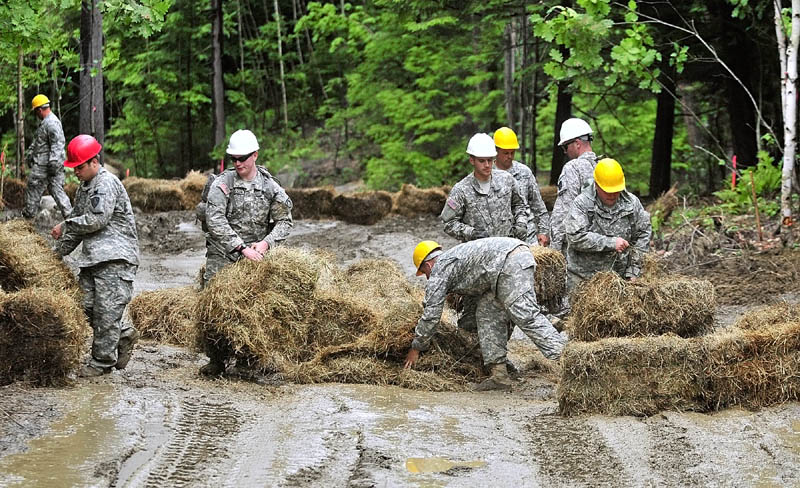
left=123, top=177, right=185, bottom=212
left=530, top=246, right=566, bottom=309
left=332, top=191, right=393, bottom=225
left=0, top=177, right=26, bottom=209
left=179, top=170, right=208, bottom=210
left=540, top=185, right=557, bottom=211
left=128, top=286, right=198, bottom=346
left=286, top=186, right=336, bottom=219
left=392, top=184, right=447, bottom=217
left=566, top=272, right=715, bottom=341
left=733, top=302, right=800, bottom=330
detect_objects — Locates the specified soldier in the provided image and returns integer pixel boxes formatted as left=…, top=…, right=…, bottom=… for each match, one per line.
left=403, top=238, right=566, bottom=391
left=51, top=135, right=140, bottom=377
left=23, top=94, right=72, bottom=219
left=199, top=129, right=293, bottom=376
left=493, top=126, right=551, bottom=246
left=550, top=117, right=598, bottom=253
left=564, top=158, right=652, bottom=291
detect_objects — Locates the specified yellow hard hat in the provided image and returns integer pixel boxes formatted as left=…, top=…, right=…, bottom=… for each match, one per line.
left=413, top=240, right=441, bottom=276
left=593, top=158, right=626, bottom=193
left=493, top=127, right=519, bottom=149
left=31, top=94, right=50, bottom=111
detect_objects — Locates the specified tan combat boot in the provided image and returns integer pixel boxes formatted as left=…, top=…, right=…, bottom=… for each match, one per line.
left=473, top=363, right=513, bottom=392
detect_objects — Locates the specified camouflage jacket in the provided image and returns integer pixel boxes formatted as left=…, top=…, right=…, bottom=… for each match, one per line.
left=412, top=237, right=530, bottom=350
left=440, top=169, right=527, bottom=243
left=57, top=167, right=139, bottom=268
left=550, top=151, right=597, bottom=251
left=564, top=182, right=651, bottom=280
left=26, top=112, right=66, bottom=167
left=205, top=167, right=293, bottom=257
left=505, top=160, right=551, bottom=242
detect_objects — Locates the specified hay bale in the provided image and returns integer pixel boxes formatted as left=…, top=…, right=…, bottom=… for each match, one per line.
left=64, top=182, right=78, bottom=203
left=128, top=286, right=198, bottom=346
left=0, top=177, right=26, bottom=209
left=567, top=272, right=715, bottom=341
left=0, top=220, right=80, bottom=298
left=646, top=185, right=679, bottom=226
left=0, top=288, right=89, bottom=386
left=123, top=177, right=185, bottom=212
left=530, top=246, right=566, bottom=309
left=179, top=170, right=208, bottom=210
left=392, top=184, right=447, bottom=217
left=332, top=191, right=393, bottom=225
left=641, top=253, right=667, bottom=279
left=733, top=303, right=800, bottom=330
left=286, top=187, right=336, bottom=219
left=540, top=185, right=557, bottom=211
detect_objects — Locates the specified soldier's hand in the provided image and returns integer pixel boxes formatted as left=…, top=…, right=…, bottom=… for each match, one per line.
left=251, top=240, right=269, bottom=254
left=615, top=237, right=630, bottom=252
left=472, top=228, right=489, bottom=240
left=404, top=348, right=420, bottom=369
left=51, top=223, right=63, bottom=240
left=538, top=234, right=550, bottom=247
left=241, top=247, right=263, bottom=261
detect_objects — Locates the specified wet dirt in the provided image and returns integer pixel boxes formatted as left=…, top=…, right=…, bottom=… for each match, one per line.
left=0, top=209, right=799, bottom=486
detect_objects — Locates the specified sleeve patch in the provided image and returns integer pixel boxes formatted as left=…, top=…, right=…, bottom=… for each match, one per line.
left=446, top=198, right=458, bottom=210
left=219, top=182, right=229, bottom=195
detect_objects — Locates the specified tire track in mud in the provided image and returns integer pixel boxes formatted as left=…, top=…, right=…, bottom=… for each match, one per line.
left=281, top=429, right=364, bottom=487
left=643, top=415, right=704, bottom=486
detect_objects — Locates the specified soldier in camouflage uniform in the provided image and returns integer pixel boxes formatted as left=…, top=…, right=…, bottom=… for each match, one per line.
left=24, top=95, right=72, bottom=219
left=52, top=135, right=140, bottom=377
left=404, top=238, right=566, bottom=391
left=550, top=118, right=597, bottom=253
left=564, top=158, right=651, bottom=291
left=199, top=129, right=293, bottom=376
left=493, top=127, right=551, bottom=246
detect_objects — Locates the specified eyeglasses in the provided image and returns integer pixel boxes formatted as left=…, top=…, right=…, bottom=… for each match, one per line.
left=561, top=140, right=578, bottom=153
left=229, top=152, right=254, bottom=163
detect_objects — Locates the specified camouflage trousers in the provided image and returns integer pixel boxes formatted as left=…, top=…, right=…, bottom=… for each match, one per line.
left=475, top=248, right=566, bottom=365
left=202, top=248, right=239, bottom=289
left=23, top=162, right=72, bottom=219
left=79, top=261, right=138, bottom=369
left=202, top=248, right=242, bottom=364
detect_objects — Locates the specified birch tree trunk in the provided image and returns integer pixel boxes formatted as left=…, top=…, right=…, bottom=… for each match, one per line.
left=503, top=22, right=516, bottom=129
left=16, top=47, right=24, bottom=178
left=775, top=0, right=799, bottom=226
left=211, top=0, right=226, bottom=147
left=274, top=0, right=289, bottom=129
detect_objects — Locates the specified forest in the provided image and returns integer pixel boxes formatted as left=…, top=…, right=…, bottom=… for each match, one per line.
left=1, top=0, right=798, bottom=223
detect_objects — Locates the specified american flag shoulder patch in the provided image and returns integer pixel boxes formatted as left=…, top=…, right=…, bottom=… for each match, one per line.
left=447, top=198, right=458, bottom=210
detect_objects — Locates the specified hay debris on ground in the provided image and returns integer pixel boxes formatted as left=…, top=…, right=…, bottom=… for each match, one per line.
left=179, top=170, right=209, bottom=210
left=123, top=177, right=186, bottom=212
left=0, top=288, right=88, bottom=386
left=540, top=185, right=557, bottom=211
left=0, top=177, right=26, bottom=209
left=558, top=317, right=800, bottom=416
left=530, top=246, right=566, bottom=311
left=127, top=286, right=198, bottom=346
left=392, top=184, right=447, bottom=217
left=332, top=191, right=393, bottom=225
left=733, top=302, right=800, bottom=330
left=286, top=187, right=336, bottom=219
left=566, top=271, right=715, bottom=341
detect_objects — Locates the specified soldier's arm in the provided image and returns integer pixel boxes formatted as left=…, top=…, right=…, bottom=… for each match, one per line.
left=625, top=203, right=653, bottom=278
left=528, top=178, right=551, bottom=236
left=440, top=190, right=474, bottom=241
left=261, top=187, right=293, bottom=249
left=55, top=231, right=81, bottom=256
left=62, top=180, right=118, bottom=236
left=206, top=182, right=246, bottom=253
left=510, top=177, right=528, bottom=239
left=411, top=274, right=449, bottom=351
left=47, top=121, right=65, bottom=164
left=565, top=197, right=616, bottom=252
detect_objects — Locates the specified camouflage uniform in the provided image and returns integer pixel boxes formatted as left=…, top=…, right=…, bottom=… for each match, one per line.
left=550, top=151, right=597, bottom=252
left=564, top=182, right=652, bottom=290
left=24, top=112, right=72, bottom=219
left=55, top=167, right=139, bottom=370
left=201, top=167, right=293, bottom=365
left=412, top=237, right=566, bottom=365
left=504, top=160, right=551, bottom=244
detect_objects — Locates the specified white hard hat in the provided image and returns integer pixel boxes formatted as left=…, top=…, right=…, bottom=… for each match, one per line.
left=558, top=118, right=593, bottom=146
left=466, top=133, right=497, bottom=158
left=226, top=129, right=260, bottom=155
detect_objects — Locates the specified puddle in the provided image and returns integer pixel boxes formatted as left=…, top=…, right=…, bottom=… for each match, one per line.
left=406, top=457, right=486, bottom=473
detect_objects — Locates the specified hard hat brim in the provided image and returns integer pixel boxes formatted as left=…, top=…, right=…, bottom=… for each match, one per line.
left=495, top=142, right=519, bottom=150
left=596, top=181, right=625, bottom=193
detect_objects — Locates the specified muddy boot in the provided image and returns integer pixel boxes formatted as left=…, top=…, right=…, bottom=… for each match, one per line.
left=473, top=363, right=513, bottom=392
left=505, top=359, right=520, bottom=380
left=115, top=330, right=141, bottom=370
left=79, top=364, right=110, bottom=378
left=199, top=359, right=226, bottom=376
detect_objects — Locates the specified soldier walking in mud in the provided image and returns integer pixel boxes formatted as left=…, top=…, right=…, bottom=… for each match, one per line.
left=564, top=158, right=652, bottom=290
left=23, top=94, right=72, bottom=219
left=198, top=129, right=293, bottom=376
left=404, top=238, right=566, bottom=391
left=493, top=126, right=551, bottom=247
left=51, top=135, right=140, bottom=377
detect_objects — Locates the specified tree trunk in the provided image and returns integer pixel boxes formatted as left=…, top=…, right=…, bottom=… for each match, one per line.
left=80, top=0, right=104, bottom=162
left=237, top=0, right=245, bottom=73
left=16, top=47, right=24, bottom=178
left=649, top=63, right=676, bottom=197
left=775, top=0, right=799, bottom=226
left=549, top=80, right=572, bottom=185
left=292, top=0, right=304, bottom=66
left=211, top=0, right=226, bottom=147
left=503, top=22, right=516, bottom=129
left=274, top=0, right=289, bottom=129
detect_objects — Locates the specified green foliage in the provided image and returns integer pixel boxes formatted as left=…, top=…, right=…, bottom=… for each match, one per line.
left=712, top=152, right=782, bottom=216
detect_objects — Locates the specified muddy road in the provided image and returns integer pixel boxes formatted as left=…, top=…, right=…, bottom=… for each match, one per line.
left=0, top=209, right=799, bottom=487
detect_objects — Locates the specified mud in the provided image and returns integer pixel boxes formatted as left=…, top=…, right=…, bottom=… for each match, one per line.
left=0, top=208, right=799, bottom=486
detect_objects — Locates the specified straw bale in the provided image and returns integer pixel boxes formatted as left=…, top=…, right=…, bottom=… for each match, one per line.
left=540, top=185, right=557, bottom=211
left=530, top=246, right=566, bottom=309
left=646, top=185, right=678, bottom=225
left=733, top=303, right=800, bottom=330
left=64, top=182, right=78, bottom=203
left=0, top=288, right=89, bottom=386
left=0, top=177, right=26, bottom=209
left=642, top=253, right=667, bottom=279
left=567, top=272, right=715, bottom=341
left=179, top=170, right=208, bottom=210
left=123, top=177, right=185, bottom=212
left=128, top=286, right=198, bottom=346
left=332, top=191, right=393, bottom=225
left=0, top=220, right=80, bottom=299
left=286, top=186, right=335, bottom=219
left=393, top=184, right=447, bottom=217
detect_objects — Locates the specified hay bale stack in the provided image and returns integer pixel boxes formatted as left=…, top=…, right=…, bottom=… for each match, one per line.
left=0, top=220, right=80, bottom=298
left=567, top=272, right=715, bottom=341
left=0, top=177, right=26, bottom=209
left=123, top=177, right=185, bottom=212
left=332, top=191, right=393, bottom=225
left=392, top=184, right=447, bottom=217
left=733, top=303, right=800, bottom=330
left=128, top=286, right=198, bottom=346
left=286, top=187, right=336, bottom=219
left=179, top=170, right=208, bottom=210
left=0, top=288, right=88, bottom=386
left=540, top=185, right=557, bottom=211
left=530, top=246, right=566, bottom=310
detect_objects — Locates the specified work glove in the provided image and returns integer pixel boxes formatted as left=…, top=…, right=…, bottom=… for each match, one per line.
left=472, top=228, right=489, bottom=240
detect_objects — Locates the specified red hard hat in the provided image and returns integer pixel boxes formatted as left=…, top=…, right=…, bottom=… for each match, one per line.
left=64, top=135, right=102, bottom=168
